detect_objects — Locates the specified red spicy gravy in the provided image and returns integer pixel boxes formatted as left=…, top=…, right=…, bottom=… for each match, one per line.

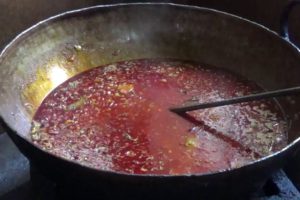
left=30, top=59, right=287, bottom=175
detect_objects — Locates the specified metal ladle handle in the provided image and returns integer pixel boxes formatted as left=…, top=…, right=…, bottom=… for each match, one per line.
left=169, top=86, right=300, bottom=113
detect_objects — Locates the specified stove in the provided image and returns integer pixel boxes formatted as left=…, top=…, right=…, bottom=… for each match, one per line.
left=0, top=132, right=299, bottom=200
left=1, top=1, right=300, bottom=199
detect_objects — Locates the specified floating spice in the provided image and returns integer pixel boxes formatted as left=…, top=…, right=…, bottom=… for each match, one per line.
left=30, top=59, right=287, bottom=175
left=185, top=136, right=198, bottom=148
left=67, top=96, right=87, bottom=110
left=31, top=121, right=41, bottom=141
left=118, top=83, right=134, bottom=94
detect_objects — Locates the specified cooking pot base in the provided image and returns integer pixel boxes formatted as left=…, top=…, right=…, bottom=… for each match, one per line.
left=25, top=164, right=300, bottom=200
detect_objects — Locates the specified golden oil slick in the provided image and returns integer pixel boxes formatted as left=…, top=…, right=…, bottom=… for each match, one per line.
left=21, top=48, right=94, bottom=117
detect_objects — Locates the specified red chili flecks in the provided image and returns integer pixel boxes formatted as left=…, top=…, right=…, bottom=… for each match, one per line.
left=30, top=59, right=287, bottom=175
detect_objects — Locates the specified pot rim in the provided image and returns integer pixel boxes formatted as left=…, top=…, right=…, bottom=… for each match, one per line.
left=1, top=2, right=300, bottom=179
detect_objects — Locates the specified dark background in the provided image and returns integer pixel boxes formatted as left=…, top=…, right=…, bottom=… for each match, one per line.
left=0, top=0, right=300, bottom=49
left=0, top=0, right=300, bottom=198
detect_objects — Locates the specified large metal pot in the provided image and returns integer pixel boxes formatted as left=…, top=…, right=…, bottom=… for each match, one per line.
left=1, top=3, right=300, bottom=199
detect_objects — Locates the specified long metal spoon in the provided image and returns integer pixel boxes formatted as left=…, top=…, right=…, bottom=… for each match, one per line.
left=170, top=86, right=300, bottom=113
